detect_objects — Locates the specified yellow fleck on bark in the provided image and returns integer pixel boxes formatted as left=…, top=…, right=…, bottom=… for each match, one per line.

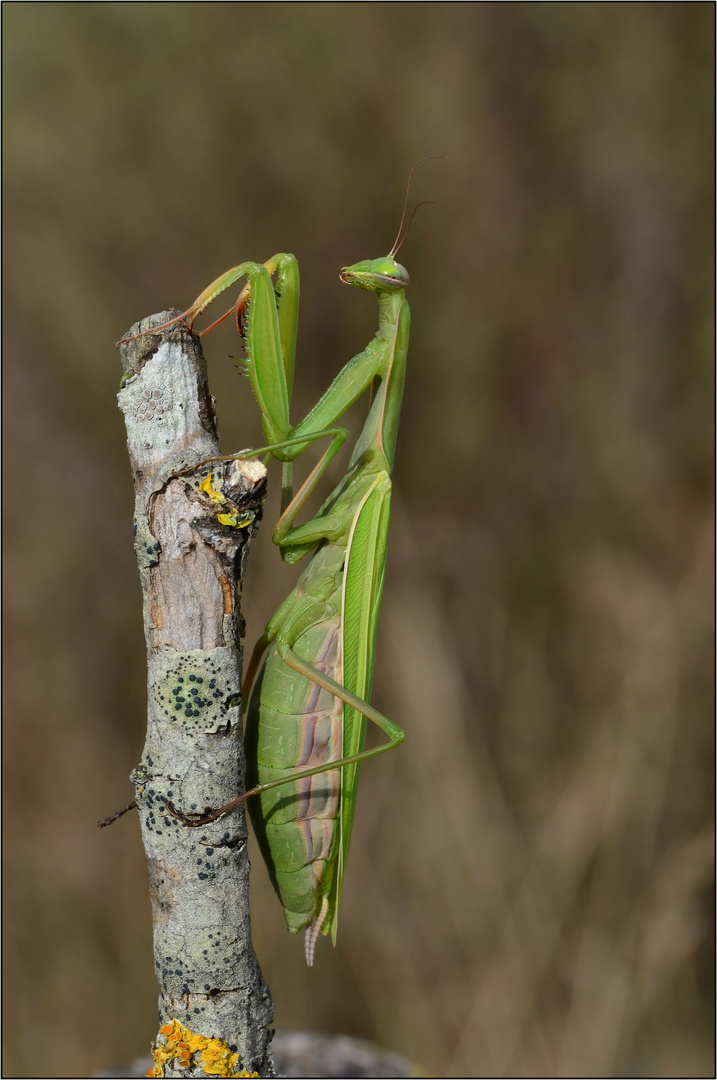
left=147, top=1019, right=260, bottom=1078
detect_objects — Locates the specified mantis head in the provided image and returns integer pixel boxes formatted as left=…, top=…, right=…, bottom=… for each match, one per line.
left=339, top=158, right=447, bottom=294
left=339, top=256, right=409, bottom=293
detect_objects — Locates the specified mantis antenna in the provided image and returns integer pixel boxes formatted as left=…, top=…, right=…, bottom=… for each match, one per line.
left=389, top=154, right=449, bottom=256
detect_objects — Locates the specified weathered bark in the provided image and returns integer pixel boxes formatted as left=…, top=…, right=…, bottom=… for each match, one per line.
left=117, top=313, right=274, bottom=1078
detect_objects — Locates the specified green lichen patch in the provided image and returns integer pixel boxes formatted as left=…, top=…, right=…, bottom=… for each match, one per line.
left=149, top=649, right=240, bottom=734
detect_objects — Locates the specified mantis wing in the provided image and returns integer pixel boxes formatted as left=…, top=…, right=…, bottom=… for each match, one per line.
left=328, top=473, right=392, bottom=940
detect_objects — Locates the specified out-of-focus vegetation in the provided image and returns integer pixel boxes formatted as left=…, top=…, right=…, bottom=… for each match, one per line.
left=3, top=5, right=713, bottom=1077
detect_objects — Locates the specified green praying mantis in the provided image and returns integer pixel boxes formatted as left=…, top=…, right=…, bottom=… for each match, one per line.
left=117, top=170, right=432, bottom=963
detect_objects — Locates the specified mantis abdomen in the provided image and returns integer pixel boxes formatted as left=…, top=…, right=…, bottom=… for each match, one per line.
left=245, top=546, right=349, bottom=935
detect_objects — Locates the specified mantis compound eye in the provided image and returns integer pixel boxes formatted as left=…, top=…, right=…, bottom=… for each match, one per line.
left=385, top=261, right=410, bottom=287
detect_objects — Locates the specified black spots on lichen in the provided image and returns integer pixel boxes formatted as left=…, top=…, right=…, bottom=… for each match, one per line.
left=156, top=954, right=218, bottom=1002
left=151, top=656, right=237, bottom=732
left=162, top=956, right=192, bottom=995
left=216, top=832, right=241, bottom=851
left=144, top=541, right=161, bottom=565
left=139, top=785, right=183, bottom=835
left=196, top=849, right=217, bottom=881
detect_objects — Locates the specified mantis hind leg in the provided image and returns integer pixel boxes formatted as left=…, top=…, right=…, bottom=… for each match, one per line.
left=166, top=642, right=403, bottom=827
left=274, top=643, right=404, bottom=755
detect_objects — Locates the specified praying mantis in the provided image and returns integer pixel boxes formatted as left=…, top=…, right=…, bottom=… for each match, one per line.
left=122, top=176, right=428, bottom=963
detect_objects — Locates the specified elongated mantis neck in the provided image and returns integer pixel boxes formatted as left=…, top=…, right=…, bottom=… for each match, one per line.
left=346, top=286, right=408, bottom=475
left=377, top=289, right=405, bottom=334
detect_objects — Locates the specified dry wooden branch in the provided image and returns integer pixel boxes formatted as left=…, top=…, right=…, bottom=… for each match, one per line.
left=117, top=312, right=274, bottom=1078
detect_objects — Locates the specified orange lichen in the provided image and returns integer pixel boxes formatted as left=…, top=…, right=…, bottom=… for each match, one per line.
left=147, top=1018, right=260, bottom=1078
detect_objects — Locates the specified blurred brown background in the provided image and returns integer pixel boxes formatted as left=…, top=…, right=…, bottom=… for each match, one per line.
left=3, top=4, right=714, bottom=1077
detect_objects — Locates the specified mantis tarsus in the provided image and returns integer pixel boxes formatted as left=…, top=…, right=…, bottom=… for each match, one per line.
left=120, top=178, right=426, bottom=963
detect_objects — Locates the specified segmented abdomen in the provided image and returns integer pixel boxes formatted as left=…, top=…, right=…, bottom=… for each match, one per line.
left=245, top=617, right=343, bottom=933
